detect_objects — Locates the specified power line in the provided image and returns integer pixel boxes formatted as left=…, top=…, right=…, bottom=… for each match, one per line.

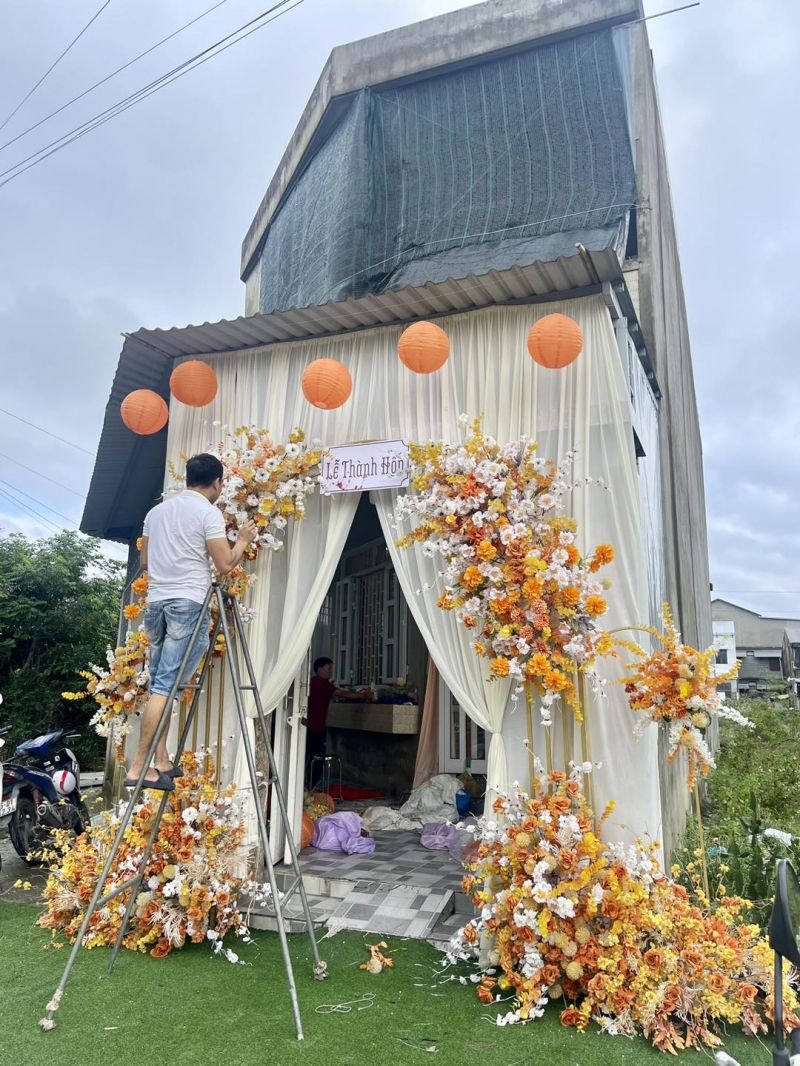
left=0, top=0, right=234, bottom=155
left=0, top=477, right=80, bottom=526
left=0, top=0, right=303, bottom=189
left=0, top=406, right=93, bottom=454
left=0, top=485, right=67, bottom=534
left=0, top=0, right=114, bottom=134
left=0, top=451, right=86, bottom=498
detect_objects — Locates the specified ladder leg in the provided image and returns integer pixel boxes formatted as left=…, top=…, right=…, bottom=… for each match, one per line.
left=229, top=598, right=325, bottom=974
left=218, top=591, right=306, bottom=1041
left=40, top=587, right=214, bottom=1029
left=106, top=613, right=223, bottom=973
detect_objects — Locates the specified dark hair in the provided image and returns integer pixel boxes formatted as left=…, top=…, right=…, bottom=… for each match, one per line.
left=186, top=453, right=224, bottom=488
left=313, top=657, right=333, bottom=673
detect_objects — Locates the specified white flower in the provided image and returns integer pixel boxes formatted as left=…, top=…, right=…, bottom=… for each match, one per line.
left=182, top=807, right=199, bottom=825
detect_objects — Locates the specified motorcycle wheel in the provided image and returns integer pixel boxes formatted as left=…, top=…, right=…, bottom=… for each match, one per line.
left=9, top=796, right=41, bottom=865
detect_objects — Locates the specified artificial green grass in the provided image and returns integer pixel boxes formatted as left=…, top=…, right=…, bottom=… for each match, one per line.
left=0, top=902, right=769, bottom=1066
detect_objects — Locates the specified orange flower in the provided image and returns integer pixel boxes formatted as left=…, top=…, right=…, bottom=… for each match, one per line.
left=662, top=985, right=682, bottom=1013
left=707, top=973, right=729, bottom=995
left=739, top=983, right=758, bottom=1003
left=590, top=543, right=615, bottom=571
left=558, top=848, right=577, bottom=871
left=561, top=586, right=581, bottom=608
left=461, top=566, right=483, bottom=591
left=560, top=1007, right=584, bottom=1029
left=490, top=656, right=510, bottom=678
left=123, top=604, right=142, bottom=620
left=476, top=540, right=497, bottom=562
left=584, top=595, right=607, bottom=617
left=644, top=948, right=664, bottom=970
left=477, top=985, right=495, bottom=1005
left=131, top=576, right=149, bottom=596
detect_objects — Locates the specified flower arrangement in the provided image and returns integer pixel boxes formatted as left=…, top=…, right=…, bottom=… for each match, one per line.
left=170, top=425, right=322, bottom=557
left=447, top=770, right=798, bottom=1053
left=38, top=753, right=253, bottom=962
left=618, top=604, right=747, bottom=790
left=395, top=418, right=614, bottom=721
left=62, top=571, right=151, bottom=762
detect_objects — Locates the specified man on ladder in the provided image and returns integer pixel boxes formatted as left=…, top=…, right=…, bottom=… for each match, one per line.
left=41, top=451, right=326, bottom=1040
left=126, top=453, right=257, bottom=791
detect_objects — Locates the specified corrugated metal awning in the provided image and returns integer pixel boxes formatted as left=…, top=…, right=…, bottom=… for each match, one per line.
left=81, top=248, right=621, bottom=542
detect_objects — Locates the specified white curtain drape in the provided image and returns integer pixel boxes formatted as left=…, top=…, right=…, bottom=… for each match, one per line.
left=162, top=295, right=662, bottom=844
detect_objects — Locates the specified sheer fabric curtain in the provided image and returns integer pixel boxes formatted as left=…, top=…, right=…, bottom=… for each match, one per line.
left=413, top=660, right=440, bottom=789
left=162, top=295, right=662, bottom=842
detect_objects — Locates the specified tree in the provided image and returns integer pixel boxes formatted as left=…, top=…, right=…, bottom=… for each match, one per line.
left=0, top=531, right=123, bottom=768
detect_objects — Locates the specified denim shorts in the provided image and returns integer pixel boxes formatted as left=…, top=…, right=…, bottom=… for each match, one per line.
left=144, top=599, right=211, bottom=698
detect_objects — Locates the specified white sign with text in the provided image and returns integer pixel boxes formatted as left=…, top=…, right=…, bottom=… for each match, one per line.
left=320, top=440, right=410, bottom=494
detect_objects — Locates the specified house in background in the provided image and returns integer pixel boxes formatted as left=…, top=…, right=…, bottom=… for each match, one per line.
left=711, top=598, right=800, bottom=698
left=712, top=620, right=737, bottom=696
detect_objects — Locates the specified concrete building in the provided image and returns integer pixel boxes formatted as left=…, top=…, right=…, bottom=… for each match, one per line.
left=711, top=597, right=800, bottom=697
left=83, top=0, right=711, bottom=857
left=712, top=620, right=737, bottom=696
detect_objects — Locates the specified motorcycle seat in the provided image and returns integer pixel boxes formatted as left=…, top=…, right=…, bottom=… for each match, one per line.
left=15, top=731, right=63, bottom=756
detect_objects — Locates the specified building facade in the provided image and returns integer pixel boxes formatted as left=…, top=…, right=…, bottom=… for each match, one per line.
left=83, top=0, right=710, bottom=855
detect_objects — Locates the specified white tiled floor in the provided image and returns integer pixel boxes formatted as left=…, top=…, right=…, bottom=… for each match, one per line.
left=265, top=829, right=468, bottom=939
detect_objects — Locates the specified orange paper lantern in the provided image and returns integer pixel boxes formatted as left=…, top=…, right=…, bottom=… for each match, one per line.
left=398, top=321, right=449, bottom=373
left=527, top=313, right=583, bottom=369
left=169, top=360, right=218, bottom=407
left=302, top=358, right=352, bottom=410
left=301, top=813, right=315, bottom=850
left=120, top=389, right=169, bottom=435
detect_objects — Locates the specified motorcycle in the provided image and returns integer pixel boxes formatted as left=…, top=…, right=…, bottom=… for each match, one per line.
left=1, top=723, right=90, bottom=865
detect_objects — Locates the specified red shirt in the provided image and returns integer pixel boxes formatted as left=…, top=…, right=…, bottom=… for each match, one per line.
left=307, top=675, right=336, bottom=732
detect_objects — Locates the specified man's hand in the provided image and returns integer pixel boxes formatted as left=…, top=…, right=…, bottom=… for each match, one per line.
left=237, top=519, right=258, bottom=544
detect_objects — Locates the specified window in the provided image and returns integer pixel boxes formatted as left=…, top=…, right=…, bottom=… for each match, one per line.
left=716, top=649, right=728, bottom=665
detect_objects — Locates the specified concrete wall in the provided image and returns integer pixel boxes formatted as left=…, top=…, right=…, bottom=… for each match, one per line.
left=627, top=23, right=713, bottom=855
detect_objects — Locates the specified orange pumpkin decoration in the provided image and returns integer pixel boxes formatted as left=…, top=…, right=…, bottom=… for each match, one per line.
left=398, top=321, right=449, bottom=373
left=302, top=358, right=352, bottom=410
left=120, top=389, right=169, bottom=435
left=169, top=360, right=218, bottom=407
left=527, top=313, right=583, bottom=369
left=301, top=813, right=315, bottom=850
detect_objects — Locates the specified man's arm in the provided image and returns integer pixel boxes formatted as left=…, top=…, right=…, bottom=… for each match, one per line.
left=207, top=520, right=258, bottom=576
left=333, top=686, right=373, bottom=702
left=140, top=536, right=148, bottom=570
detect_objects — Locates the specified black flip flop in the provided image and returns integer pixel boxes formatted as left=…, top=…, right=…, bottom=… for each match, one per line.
left=163, top=763, right=185, bottom=780
left=123, top=771, right=175, bottom=792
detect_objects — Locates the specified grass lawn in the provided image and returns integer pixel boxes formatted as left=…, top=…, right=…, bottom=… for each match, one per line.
left=0, top=902, right=771, bottom=1066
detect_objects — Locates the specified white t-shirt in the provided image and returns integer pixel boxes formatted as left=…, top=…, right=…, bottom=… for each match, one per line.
left=142, top=490, right=227, bottom=604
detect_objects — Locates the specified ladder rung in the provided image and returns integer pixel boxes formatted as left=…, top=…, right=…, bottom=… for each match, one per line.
left=238, top=685, right=257, bottom=691
left=99, top=877, right=140, bottom=906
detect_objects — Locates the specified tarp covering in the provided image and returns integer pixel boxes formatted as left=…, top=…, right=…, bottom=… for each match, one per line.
left=257, top=27, right=636, bottom=314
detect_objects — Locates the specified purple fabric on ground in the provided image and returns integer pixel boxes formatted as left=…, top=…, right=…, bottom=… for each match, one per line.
left=420, top=823, right=457, bottom=851
left=311, top=811, right=376, bottom=854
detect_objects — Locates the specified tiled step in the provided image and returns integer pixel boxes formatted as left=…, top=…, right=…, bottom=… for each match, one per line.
left=329, top=879, right=454, bottom=940
left=246, top=891, right=341, bottom=933
left=426, top=910, right=467, bottom=947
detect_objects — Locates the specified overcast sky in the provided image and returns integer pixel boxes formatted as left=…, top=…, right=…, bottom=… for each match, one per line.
left=1, top=0, right=798, bottom=620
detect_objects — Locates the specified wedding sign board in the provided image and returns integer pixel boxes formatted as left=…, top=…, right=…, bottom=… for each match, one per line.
left=320, top=440, right=409, bottom=494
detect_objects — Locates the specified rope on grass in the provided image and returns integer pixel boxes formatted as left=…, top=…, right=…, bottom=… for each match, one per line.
left=315, top=992, right=376, bottom=1015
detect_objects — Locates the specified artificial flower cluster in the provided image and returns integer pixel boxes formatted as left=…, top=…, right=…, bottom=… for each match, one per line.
left=396, top=417, right=614, bottom=720
left=62, top=572, right=151, bottom=762
left=38, top=753, right=253, bottom=962
left=171, top=425, right=322, bottom=556
left=619, top=604, right=746, bottom=789
left=447, top=770, right=798, bottom=1053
